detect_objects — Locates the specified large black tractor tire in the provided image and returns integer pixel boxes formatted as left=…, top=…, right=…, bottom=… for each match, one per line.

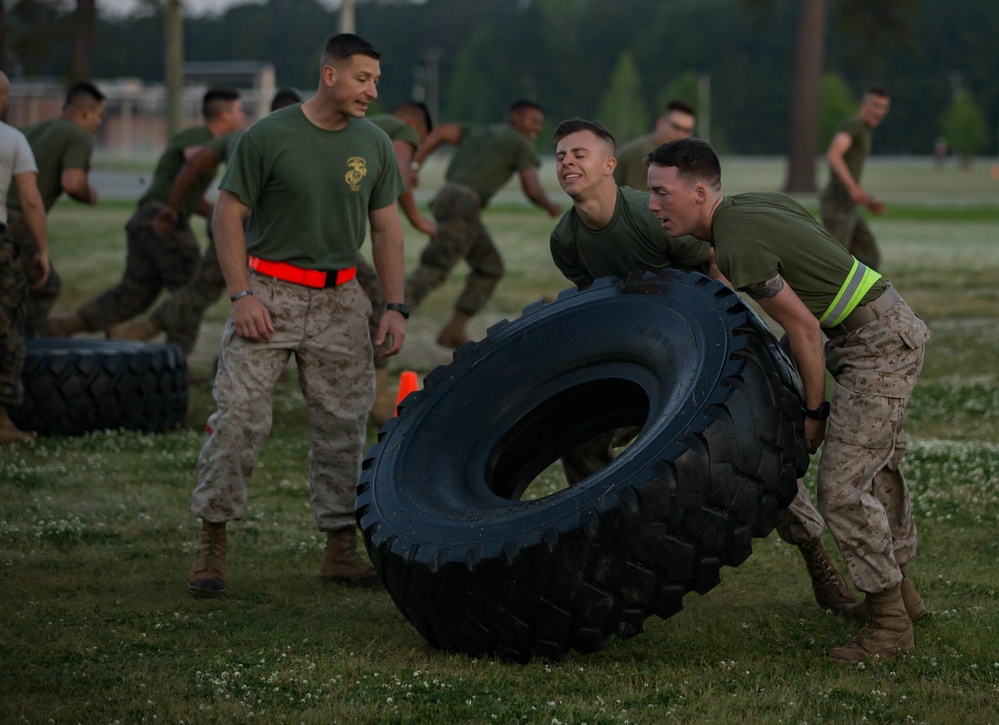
left=357, top=270, right=809, bottom=662
left=11, top=338, right=188, bottom=436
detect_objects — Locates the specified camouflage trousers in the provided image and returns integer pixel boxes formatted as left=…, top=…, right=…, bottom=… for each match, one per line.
left=0, top=231, right=28, bottom=407
left=78, top=199, right=200, bottom=331
left=151, top=221, right=224, bottom=355
left=819, top=295, right=930, bottom=594
left=192, top=273, right=374, bottom=532
left=405, top=182, right=503, bottom=315
left=354, top=258, right=388, bottom=369
left=6, top=208, right=60, bottom=337
left=821, top=196, right=881, bottom=271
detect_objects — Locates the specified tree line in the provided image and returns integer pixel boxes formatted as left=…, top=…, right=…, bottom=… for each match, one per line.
left=4, top=0, right=997, bottom=165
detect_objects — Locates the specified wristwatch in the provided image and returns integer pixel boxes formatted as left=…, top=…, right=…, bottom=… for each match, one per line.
left=804, top=401, right=831, bottom=420
left=386, top=302, right=410, bottom=319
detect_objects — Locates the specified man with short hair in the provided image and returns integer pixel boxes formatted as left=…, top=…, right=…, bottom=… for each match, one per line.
left=0, top=71, right=49, bottom=444
left=613, top=99, right=695, bottom=191
left=6, top=81, right=104, bottom=336
left=551, top=118, right=857, bottom=618
left=187, top=33, right=407, bottom=596
left=406, top=99, right=562, bottom=348
left=647, top=138, right=929, bottom=663
left=821, top=86, right=891, bottom=270
left=48, top=88, right=245, bottom=337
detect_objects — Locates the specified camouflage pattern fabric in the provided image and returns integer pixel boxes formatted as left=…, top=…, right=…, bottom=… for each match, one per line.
left=192, top=274, right=374, bottom=532
left=78, top=199, right=200, bottom=331
left=0, top=232, right=28, bottom=406
left=821, top=197, right=881, bottom=271
left=5, top=208, right=60, bottom=337
left=405, top=182, right=503, bottom=315
left=819, top=298, right=929, bottom=593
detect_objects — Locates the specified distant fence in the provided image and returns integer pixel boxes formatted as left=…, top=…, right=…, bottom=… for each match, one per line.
left=7, top=62, right=283, bottom=160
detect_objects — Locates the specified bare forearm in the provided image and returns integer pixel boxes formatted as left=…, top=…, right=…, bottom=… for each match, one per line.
left=370, top=227, right=405, bottom=303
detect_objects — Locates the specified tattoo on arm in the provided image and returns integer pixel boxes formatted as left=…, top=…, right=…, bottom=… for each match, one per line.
left=743, top=275, right=785, bottom=300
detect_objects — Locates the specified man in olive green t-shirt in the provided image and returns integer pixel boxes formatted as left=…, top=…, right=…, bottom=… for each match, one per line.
left=613, top=99, right=695, bottom=192
left=648, top=138, right=930, bottom=664
left=48, top=88, right=245, bottom=337
left=406, top=99, right=562, bottom=349
left=821, top=86, right=890, bottom=270
left=6, top=81, right=104, bottom=336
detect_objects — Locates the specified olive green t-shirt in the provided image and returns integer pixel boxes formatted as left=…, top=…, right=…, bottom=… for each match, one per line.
left=369, top=114, right=420, bottom=150
left=822, top=115, right=871, bottom=202
left=712, top=192, right=886, bottom=317
left=218, top=106, right=405, bottom=270
left=550, top=186, right=709, bottom=287
left=206, top=130, right=242, bottom=164
left=8, top=116, right=94, bottom=212
left=140, top=126, right=215, bottom=216
left=612, top=133, right=656, bottom=192
left=445, top=124, right=540, bottom=206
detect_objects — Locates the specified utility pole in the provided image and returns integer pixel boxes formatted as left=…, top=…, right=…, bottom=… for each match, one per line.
left=165, top=0, right=184, bottom=139
left=697, top=74, right=711, bottom=144
left=339, top=0, right=356, bottom=34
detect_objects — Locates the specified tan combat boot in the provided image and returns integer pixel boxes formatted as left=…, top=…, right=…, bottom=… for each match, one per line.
left=321, top=528, right=381, bottom=588
left=0, top=405, right=34, bottom=445
left=107, top=315, right=161, bottom=342
left=47, top=311, right=86, bottom=338
left=844, top=564, right=927, bottom=624
left=188, top=521, right=227, bottom=597
left=436, top=311, right=472, bottom=349
left=368, top=368, right=396, bottom=427
left=828, top=584, right=914, bottom=662
left=798, top=538, right=858, bottom=616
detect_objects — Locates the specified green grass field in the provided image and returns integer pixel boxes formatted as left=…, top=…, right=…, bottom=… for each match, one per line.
left=2, top=157, right=998, bottom=723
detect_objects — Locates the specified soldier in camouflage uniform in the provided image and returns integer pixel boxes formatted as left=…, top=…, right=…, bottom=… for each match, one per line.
left=6, top=81, right=104, bottom=337
left=550, top=118, right=858, bottom=618
left=821, top=86, right=891, bottom=271
left=187, top=33, right=407, bottom=597
left=0, top=70, right=50, bottom=444
left=47, top=89, right=245, bottom=337
left=406, top=100, right=562, bottom=349
left=648, top=138, right=930, bottom=663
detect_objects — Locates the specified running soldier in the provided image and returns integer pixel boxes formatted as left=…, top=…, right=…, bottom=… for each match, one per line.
left=406, top=99, right=562, bottom=348
left=821, top=86, right=891, bottom=270
left=48, top=89, right=245, bottom=337
left=187, top=33, right=407, bottom=596
left=6, top=81, right=104, bottom=336
left=648, top=138, right=929, bottom=663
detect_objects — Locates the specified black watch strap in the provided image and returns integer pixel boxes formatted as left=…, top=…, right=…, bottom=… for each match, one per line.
left=386, top=302, right=410, bottom=319
left=804, top=401, right=831, bottom=420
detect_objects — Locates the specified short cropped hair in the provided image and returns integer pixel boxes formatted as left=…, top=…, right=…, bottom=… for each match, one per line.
left=202, top=88, right=241, bottom=120
left=510, top=99, right=543, bottom=114
left=665, top=99, right=696, bottom=117
left=64, top=81, right=105, bottom=111
left=270, top=87, right=303, bottom=111
left=865, top=84, right=890, bottom=99
left=321, top=33, right=381, bottom=66
left=552, top=118, right=616, bottom=151
left=395, top=101, right=433, bottom=133
left=647, top=138, right=721, bottom=189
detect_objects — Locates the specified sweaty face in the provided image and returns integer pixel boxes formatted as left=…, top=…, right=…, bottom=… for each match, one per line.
left=329, top=54, right=381, bottom=118
left=555, top=130, right=613, bottom=198
left=647, top=164, right=700, bottom=236
left=511, top=108, right=544, bottom=140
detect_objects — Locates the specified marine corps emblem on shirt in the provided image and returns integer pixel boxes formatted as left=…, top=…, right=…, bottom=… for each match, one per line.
left=345, top=156, right=367, bottom=191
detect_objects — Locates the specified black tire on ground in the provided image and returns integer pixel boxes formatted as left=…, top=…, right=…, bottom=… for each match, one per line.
left=11, top=338, right=188, bottom=436
left=356, top=270, right=809, bottom=662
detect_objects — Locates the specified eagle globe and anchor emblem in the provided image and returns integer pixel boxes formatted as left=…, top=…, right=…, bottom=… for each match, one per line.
left=345, top=156, right=367, bottom=191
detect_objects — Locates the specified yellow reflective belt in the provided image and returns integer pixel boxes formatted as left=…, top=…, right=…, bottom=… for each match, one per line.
left=818, top=258, right=883, bottom=327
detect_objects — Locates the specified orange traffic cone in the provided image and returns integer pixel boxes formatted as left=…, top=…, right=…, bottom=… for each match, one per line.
left=395, top=371, right=420, bottom=416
